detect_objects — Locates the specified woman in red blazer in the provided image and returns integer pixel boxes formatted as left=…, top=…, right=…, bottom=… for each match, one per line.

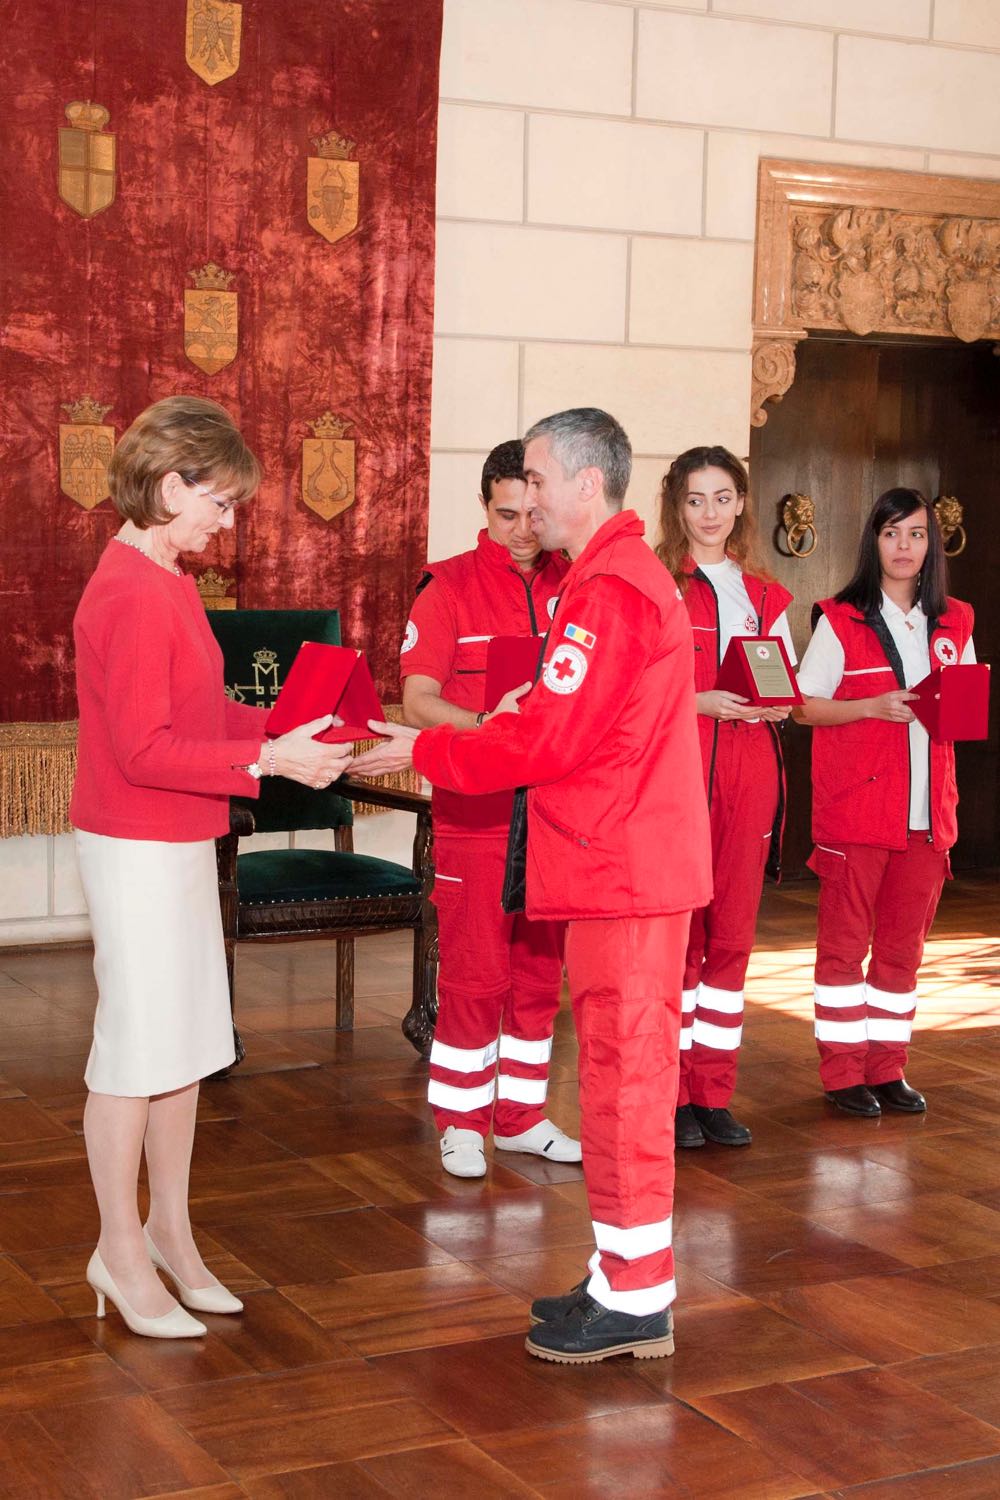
left=71, top=396, right=349, bottom=1338
left=657, top=446, right=794, bottom=1151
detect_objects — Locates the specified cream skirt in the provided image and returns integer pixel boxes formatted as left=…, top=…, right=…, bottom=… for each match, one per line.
left=76, top=831, right=236, bottom=1096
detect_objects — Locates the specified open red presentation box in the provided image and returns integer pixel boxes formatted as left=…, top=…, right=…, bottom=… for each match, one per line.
left=265, top=642, right=385, bottom=744
left=714, top=635, right=803, bottom=707
left=484, top=635, right=545, bottom=712
left=910, top=662, right=990, bottom=743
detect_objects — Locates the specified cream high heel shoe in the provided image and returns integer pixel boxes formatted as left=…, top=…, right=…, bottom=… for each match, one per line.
left=143, top=1226, right=243, bottom=1315
left=86, top=1249, right=207, bottom=1339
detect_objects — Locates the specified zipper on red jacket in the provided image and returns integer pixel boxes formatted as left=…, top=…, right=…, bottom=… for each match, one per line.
left=925, top=630, right=936, bottom=847
left=514, top=566, right=539, bottom=634
left=755, top=582, right=787, bottom=880
left=862, top=608, right=912, bottom=851
left=693, top=567, right=722, bottom=809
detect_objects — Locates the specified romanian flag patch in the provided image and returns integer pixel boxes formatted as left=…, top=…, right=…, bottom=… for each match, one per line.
left=563, top=622, right=596, bottom=650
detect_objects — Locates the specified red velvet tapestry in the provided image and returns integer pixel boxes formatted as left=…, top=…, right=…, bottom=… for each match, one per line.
left=0, top=0, right=441, bottom=733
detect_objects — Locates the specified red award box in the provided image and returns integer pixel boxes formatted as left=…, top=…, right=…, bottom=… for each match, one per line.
left=265, top=642, right=385, bottom=744
left=714, top=635, right=803, bottom=707
left=910, top=662, right=990, bottom=743
left=484, top=635, right=545, bottom=712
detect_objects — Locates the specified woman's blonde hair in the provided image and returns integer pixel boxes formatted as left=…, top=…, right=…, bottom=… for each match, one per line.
left=109, top=395, right=261, bottom=527
left=655, top=445, right=771, bottom=592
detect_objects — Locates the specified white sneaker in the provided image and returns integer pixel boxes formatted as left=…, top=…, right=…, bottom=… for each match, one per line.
left=440, top=1126, right=487, bottom=1178
left=494, top=1120, right=582, bottom=1162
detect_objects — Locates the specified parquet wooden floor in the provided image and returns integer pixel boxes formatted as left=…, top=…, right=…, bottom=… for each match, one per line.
left=0, top=875, right=998, bottom=1499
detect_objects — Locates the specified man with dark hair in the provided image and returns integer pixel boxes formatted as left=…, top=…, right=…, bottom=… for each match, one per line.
left=355, top=409, right=712, bottom=1363
left=399, top=439, right=579, bottom=1179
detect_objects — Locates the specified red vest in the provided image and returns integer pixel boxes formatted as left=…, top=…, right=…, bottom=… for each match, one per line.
left=681, top=560, right=793, bottom=878
left=810, top=595, right=974, bottom=852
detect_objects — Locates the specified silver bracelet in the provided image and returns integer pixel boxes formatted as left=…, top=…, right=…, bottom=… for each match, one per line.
left=266, top=739, right=277, bottom=776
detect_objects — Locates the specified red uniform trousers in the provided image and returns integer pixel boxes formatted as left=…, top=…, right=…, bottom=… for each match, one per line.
left=811, top=832, right=949, bottom=1091
left=428, top=833, right=565, bottom=1137
left=678, top=722, right=778, bottom=1108
left=567, top=911, right=689, bottom=1315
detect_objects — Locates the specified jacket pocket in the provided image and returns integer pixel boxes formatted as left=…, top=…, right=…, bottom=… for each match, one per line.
left=807, top=843, right=847, bottom=883
left=535, top=804, right=591, bottom=849
left=452, top=638, right=489, bottom=678
left=431, top=871, right=464, bottom=912
left=822, top=771, right=879, bottom=807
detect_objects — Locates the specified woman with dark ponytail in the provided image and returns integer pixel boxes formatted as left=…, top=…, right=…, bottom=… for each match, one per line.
left=795, top=488, right=976, bottom=1118
left=657, top=446, right=794, bottom=1151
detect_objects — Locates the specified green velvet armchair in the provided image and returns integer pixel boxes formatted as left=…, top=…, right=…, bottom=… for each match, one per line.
left=209, top=609, right=438, bottom=1061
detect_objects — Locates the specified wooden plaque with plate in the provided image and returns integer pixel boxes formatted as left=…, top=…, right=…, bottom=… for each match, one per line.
left=714, top=635, right=803, bottom=706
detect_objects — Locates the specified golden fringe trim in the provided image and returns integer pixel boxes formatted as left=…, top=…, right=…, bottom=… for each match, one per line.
left=0, top=722, right=78, bottom=838
left=350, top=703, right=422, bottom=816
left=0, top=710, right=421, bottom=839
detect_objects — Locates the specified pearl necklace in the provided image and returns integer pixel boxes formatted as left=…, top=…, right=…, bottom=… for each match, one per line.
left=114, top=535, right=181, bottom=577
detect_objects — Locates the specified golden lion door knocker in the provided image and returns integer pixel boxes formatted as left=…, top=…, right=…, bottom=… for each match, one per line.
left=779, top=492, right=818, bottom=558
left=934, top=494, right=967, bottom=557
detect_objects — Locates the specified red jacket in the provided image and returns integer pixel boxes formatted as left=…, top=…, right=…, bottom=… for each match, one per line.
left=811, top=595, right=974, bottom=852
left=682, top=560, right=793, bottom=878
left=400, top=529, right=568, bottom=835
left=413, top=511, right=713, bottom=920
left=71, top=541, right=267, bottom=841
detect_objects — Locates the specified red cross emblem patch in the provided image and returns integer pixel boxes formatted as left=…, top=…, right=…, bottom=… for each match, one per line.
left=543, top=642, right=588, bottom=695
left=934, top=637, right=958, bottom=666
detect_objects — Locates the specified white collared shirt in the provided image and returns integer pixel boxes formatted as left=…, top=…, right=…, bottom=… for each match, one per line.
left=797, top=592, right=976, bottom=829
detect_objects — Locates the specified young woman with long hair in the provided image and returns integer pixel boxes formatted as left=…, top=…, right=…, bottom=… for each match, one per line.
left=795, top=488, right=976, bottom=1118
left=657, top=446, right=795, bottom=1150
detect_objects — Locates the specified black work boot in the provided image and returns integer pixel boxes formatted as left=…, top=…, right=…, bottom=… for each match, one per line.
left=530, top=1277, right=590, bottom=1326
left=526, top=1294, right=674, bottom=1364
left=675, top=1104, right=706, bottom=1149
left=690, top=1104, right=752, bottom=1146
left=824, top=1085, right=881, bottom=1117
left=870, top=1079, right=926, bottom=1113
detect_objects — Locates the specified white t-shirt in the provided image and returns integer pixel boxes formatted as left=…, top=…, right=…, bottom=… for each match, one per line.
left=696, top=559, right=796, bottom=662
left=796, top=593, right=976, bottom=830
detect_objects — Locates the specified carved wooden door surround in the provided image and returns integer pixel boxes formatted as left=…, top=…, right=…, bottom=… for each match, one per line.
left=752, top=158, right=1000, bottom=426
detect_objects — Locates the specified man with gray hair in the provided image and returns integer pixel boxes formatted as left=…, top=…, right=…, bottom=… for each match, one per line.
left=352, top=408, right=712, bottom=1363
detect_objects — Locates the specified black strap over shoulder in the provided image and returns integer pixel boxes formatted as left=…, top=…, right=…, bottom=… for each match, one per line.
left=863, top=610, right=907, bottom=690
left=413, top=570, right=434, bottom=597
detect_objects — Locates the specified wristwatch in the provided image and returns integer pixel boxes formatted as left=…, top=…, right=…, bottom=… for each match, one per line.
left=242, top=761, right=263, bottom=779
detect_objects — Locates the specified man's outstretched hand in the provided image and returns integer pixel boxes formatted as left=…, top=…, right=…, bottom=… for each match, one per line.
left=349, top=720, right=420, bottom=777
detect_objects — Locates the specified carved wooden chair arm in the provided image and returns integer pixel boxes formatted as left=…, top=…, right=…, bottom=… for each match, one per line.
left=229, top=802, right=257, bottom=838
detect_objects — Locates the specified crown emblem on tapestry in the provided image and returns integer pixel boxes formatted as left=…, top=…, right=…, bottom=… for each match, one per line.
left=59, top=395, right=115, bottom=510
left=311, top=131, right=356, bottom=160
left=61, top=396, right=112, bottom=425
left=302, top=410, right=356, bottom=521
left=307, top=128, right=359, bottom=245
left=194, top=568, right=237, bottom=610
left=307, top=411, right=352, bottom=440
left=188, top=261, right=236, bottom=290
left=58, top=102, right=116, bottom=218
left=184, top=261, right=238, bottom=373
left=64, top=102, right=110, bottom=132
